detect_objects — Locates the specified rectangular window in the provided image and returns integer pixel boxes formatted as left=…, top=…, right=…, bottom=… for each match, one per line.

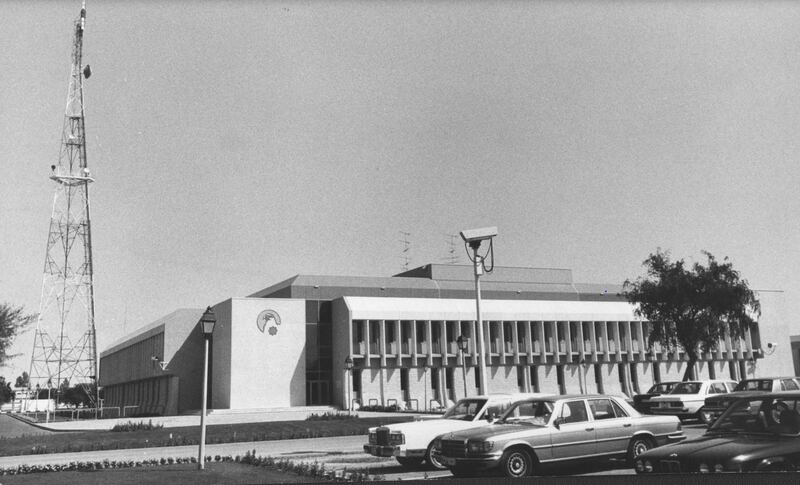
left=594, top=364, right=605, bottom=394
left=432, top=322, right=441, bottom=354
left=446, top=323, right=455, bottom=350
left=517, top=322, right=526, bottom=352
left=557, top=365, right=566, bottom=394
left=530, top=366, right=540, bottom=392
left=504, top=322, right=514, bottom=353
left=416, top=322, right=427, bottom=354
left=400, top=369, right=409, bottom=392
left=446, top=368, right=454, bottom=390
left=386, top=321, right=395, bottom=343
left=370, top=321, right=380, bottom=347
left=474, top=367, right=481, bottom=389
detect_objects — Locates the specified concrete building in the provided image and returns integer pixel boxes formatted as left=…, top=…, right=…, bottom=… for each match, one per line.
left=98, top=264, right=795, bottom=416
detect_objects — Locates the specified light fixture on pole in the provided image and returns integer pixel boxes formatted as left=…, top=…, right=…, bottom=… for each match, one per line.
left=456, top=335, right=470, bottom=399
left=344, top=355, right=354, bottom=415
left=422, top=360, right=429, bottom=412
left=460, top=226, right=497, bottom=396
left=46, top=378, right=52, bottom=423
left=197, top=306, right=216, bottom=470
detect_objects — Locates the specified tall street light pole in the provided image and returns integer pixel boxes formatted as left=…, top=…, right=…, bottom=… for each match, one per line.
left=460, top=227, right=497, bottom=396
left=197, top=306, right=216, bottom=470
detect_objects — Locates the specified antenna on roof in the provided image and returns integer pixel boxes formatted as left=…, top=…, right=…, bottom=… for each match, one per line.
left=399, top=231, right=411, bottom=271
left=442, top=233, right=460, bottom=264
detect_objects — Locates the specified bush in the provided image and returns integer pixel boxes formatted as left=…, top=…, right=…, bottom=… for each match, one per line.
left=306, top=411, right=359, bottom=421
left=111, top=419, right=164, bottom=432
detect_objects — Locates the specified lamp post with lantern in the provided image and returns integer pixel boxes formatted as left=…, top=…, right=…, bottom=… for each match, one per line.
left=344, top=355, right=354, bottom=415
left=456, top=335, right=470, bottom=399
left=197, top=306, right=216, bottom=470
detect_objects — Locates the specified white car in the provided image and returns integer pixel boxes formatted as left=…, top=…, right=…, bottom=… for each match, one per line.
left=649, top=379, right=736, bottom=421
left=364, top=393, right=541, bottom=469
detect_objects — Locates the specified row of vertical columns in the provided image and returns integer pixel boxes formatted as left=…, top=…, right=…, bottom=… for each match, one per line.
left=351, top=318, right=758, bottom=367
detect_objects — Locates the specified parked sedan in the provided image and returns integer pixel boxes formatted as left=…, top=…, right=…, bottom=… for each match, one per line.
left=633, top=381, right=680, bottom=414
left=701, top=377, right=800, bottom=425
left=364, top=393, right=541, bottom=469
left=650, top=380, right=737, bottom=421
left=635, top=391, right=800, bottom=473
left=433, top=394, right=684, bottom=478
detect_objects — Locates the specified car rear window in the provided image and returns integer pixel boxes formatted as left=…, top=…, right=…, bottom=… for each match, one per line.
left=672, top=382, right=701, bottom=394
left=734, top=380, right=772, bottom=392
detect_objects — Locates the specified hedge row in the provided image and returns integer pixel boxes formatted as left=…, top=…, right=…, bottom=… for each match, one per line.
left=0, top=449, right=385, bottom=481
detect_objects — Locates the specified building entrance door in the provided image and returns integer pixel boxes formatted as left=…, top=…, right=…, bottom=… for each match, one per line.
left=306, top=380, right=330, bottom=405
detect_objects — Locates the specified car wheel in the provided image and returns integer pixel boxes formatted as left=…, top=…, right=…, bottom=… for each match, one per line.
left=395, top=456, right=422, bottom=468
left=426, top=442, right=447, bottom=470
left=627, top=436, right=653, bottom=463
left=698, top=408, right=715, bottom=426
left=500, top=448, right=533, bottom=478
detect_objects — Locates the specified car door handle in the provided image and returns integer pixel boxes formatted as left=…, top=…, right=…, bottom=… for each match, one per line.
left=623, top=423, right=631, bottom=427
left=585, top=427, right=594, bottom=432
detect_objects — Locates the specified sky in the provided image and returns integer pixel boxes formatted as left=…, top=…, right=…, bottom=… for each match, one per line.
left=2, top=1, right=799, bottom=381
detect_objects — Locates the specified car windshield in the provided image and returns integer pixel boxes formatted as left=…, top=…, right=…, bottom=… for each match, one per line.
left=671, top=382, right=701, bottom=394
left=442, top=398, right=488, bottom=421
left=648, top=382, right=676, bottom=394
left=734, top=380, right=773, bottom=392
left=709, top=397, right=800, bottom=436
left=498, top=400, right=555, bottom=426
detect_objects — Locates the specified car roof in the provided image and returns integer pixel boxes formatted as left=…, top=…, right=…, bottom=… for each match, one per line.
left=739, top=376, right=800, bottom=381
left=723, top=390, right=800, bottom=399
left=513, top=394, right=622, bottom=401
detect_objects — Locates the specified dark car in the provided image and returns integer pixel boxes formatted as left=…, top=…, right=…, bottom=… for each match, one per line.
left=700, top=377, right=800, bottom=425
left=633, top=381, right=680, bottom=414
left=634, top=391, right=800, bottom=474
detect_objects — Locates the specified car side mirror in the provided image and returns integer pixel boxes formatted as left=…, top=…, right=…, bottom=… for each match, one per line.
left=553, top=417, right=563, bottom=429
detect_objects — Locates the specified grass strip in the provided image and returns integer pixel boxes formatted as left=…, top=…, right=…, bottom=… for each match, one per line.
left=0, top=416, right=411, bottom=456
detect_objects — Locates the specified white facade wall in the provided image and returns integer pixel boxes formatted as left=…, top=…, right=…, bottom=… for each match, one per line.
left=211, top=298, right=306, bottom=409
left=335, top=295, right=778, bottom=410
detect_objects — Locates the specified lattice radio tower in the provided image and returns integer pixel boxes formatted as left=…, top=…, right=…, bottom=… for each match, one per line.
left=29, top=1, right=99, bottom=408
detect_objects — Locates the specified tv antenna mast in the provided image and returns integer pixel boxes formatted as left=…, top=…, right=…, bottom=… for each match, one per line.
left=399, top=231, right=411, bottom=271
left=29, top=1, right=99, bottom=411
left=442, top=234, right=460, bottom=264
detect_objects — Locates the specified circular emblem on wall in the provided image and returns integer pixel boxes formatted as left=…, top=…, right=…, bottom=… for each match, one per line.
left=256, top=309, right=281, bottom=336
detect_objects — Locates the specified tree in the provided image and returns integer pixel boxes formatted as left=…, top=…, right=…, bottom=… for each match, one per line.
left=0, top=303, right=35, bottom=367
left=623, top=250, right=760, bottom=381
left=15, top=371, right=29, bottom=389
left=0, top=377, right=13, bottom=404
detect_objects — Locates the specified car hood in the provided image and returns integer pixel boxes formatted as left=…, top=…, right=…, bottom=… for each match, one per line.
left=643, top=433, right=800, bottom=462
left=373, top=418, right=487, bottom=435
left=441, top=423, right=548, bottom=441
